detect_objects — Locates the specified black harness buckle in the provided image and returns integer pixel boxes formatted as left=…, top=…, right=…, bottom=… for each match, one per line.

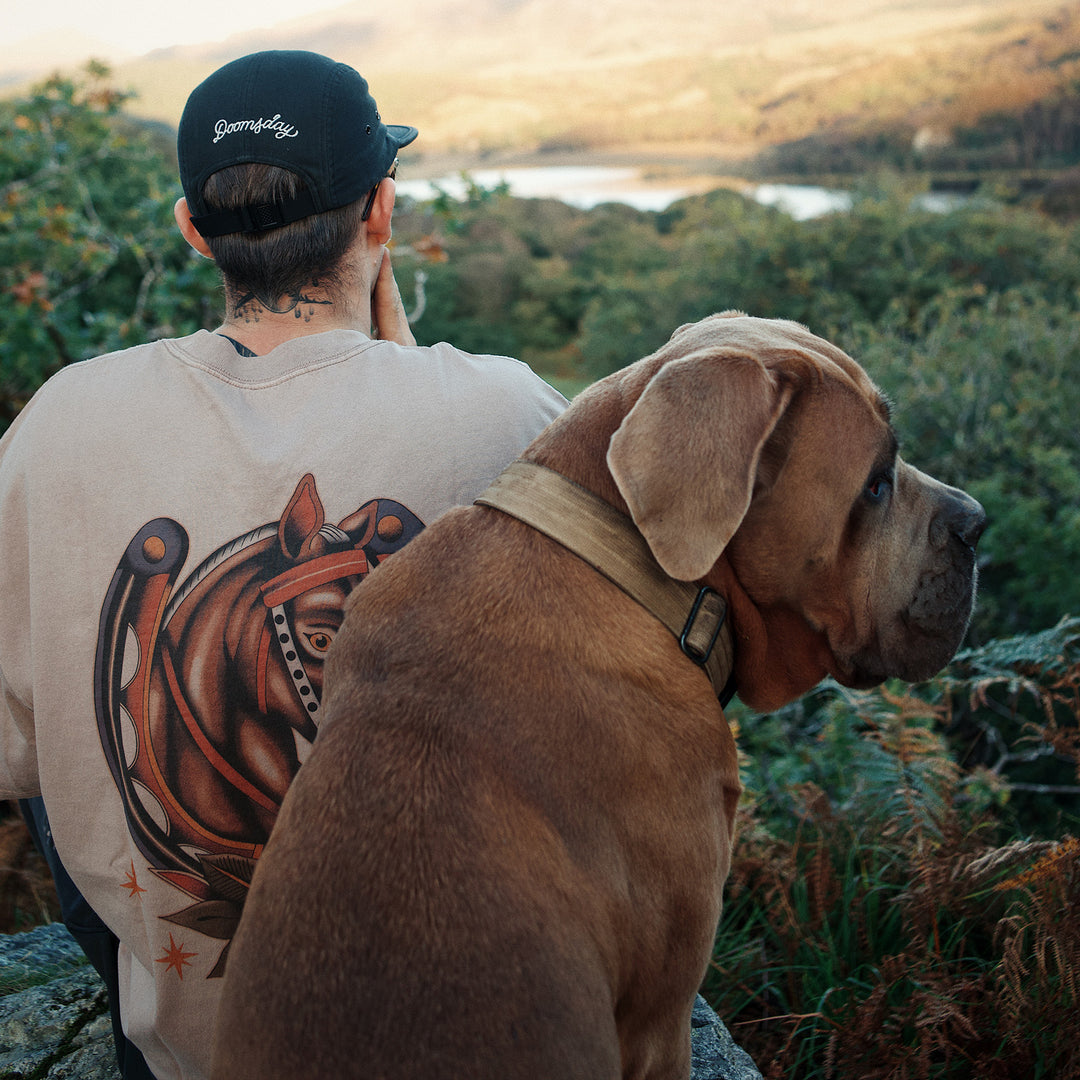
left=680, top=587, right=726, bottom=666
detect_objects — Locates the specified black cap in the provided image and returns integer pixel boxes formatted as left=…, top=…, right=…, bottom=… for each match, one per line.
left=178, top=51, right=418, bottom=238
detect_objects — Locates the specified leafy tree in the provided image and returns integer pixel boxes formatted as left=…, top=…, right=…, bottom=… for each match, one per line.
left=0, top=63, right=218, bottom=431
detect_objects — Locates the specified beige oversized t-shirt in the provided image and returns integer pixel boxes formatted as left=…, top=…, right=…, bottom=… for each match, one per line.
left=0, top=328, right=567, bottom=1079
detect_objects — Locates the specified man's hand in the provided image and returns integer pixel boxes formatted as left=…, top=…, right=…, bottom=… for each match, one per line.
left=371, top=248, right=417, bottom=346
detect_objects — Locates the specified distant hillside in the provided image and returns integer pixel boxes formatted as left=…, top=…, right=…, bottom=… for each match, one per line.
left=8, top=0, right=1080, bottom=178
left=746, top=2, right=1080, bottom=179
left=0, top=29, right=133, bottom=89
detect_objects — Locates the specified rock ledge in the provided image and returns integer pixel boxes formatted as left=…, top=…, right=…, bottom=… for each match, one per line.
left=1, top=924, right=760, bottom=1079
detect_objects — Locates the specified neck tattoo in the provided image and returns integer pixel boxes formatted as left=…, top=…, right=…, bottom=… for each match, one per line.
left=231, top=282, right=333, bottom=323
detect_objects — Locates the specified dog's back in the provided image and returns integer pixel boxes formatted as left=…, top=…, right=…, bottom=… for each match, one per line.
left=212, top=509, right=734, bottom=1079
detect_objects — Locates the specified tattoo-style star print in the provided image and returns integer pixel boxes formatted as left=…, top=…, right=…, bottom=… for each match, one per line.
left=156, top=934, right=197, bottom=979
left=122, top=860, right=147, bottom=899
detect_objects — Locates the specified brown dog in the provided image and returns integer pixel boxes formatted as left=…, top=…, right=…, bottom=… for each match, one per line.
left=211, top=313, right=985, bottom=1079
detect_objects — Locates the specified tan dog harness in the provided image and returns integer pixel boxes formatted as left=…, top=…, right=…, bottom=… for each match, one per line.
left=476, top=460, right=736, bottom=705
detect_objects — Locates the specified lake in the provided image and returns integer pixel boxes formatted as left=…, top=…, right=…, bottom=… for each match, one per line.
left=397, top=166, right=970, bottom=219
left=396, top=165, right=715, bottom=213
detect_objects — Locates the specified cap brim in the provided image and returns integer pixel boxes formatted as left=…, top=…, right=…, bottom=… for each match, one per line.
left=387, top=124, right=419, bottom=150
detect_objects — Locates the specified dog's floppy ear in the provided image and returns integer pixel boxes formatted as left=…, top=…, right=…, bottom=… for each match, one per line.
left=607, top=348, right=794, bottom=581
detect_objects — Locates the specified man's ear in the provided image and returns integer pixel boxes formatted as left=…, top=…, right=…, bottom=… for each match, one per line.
left=173, top=197, right=214, bottom=259
left=364, top=178, right=395, bottom=246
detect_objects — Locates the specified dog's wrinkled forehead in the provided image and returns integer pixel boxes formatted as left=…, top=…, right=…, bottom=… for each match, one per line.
left=671, top=311, right=890, bottom=421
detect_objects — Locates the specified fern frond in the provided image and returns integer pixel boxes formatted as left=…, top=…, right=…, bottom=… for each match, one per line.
left=962, top=839, right=1055, bottom=887
left=993, top=835, right=1080, bottom=892
left=950, top=615, right=1080, bottom=678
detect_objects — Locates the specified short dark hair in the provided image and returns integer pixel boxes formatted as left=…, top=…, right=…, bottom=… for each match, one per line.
left=201, top=163, right=368, bottom=309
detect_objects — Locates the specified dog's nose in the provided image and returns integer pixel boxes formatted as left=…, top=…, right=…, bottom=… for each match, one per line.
left=936, top=489, right=987, bottom=551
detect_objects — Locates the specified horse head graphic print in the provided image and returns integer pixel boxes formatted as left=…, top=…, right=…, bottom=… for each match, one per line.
left=94, top=474, right=423, bottom=976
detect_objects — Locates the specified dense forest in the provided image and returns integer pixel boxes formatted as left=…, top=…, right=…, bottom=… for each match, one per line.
left=392, top=179, right=1080, bottom=644
left=2, top=67, right=1079, bottom=1077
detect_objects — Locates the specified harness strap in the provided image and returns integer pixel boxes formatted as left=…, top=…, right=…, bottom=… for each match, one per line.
left=268, top=602, right=321, bottom=723
left=475, top=460, right=736, bottom=706
left=260, top=549, right=368, bottom=606
left=255, top=549, right=369, bottom=725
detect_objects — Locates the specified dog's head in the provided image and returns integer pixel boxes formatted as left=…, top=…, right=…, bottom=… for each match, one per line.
left=584, top=311, right=985, bottom=711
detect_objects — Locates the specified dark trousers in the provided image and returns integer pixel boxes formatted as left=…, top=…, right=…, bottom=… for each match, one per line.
left=19, top=797, right=156, bottom=1080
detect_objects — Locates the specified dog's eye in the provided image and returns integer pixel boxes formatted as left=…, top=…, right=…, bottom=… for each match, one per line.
left=865, top=476, right=891, bottom=504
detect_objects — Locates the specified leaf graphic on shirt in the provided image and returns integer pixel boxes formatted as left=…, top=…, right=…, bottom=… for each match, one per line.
left=157, top=852, right=258, bottom=979
left=200, top=852, right=256, bottom=905
left=163, top=898, right=242, bottom=942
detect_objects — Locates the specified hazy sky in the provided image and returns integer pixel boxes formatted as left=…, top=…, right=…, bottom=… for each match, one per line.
left=10, top=0, right=344, bottom=56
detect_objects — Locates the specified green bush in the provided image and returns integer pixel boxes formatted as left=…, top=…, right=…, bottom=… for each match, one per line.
left=843, top=290, right=1080, bottom=640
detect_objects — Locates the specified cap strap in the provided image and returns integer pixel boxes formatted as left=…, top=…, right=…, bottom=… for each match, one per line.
left=190, top=188, right=320, bottom=238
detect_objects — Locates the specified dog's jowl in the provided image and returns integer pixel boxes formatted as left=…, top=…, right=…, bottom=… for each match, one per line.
left=211, top=313, right=985, bottom=1080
